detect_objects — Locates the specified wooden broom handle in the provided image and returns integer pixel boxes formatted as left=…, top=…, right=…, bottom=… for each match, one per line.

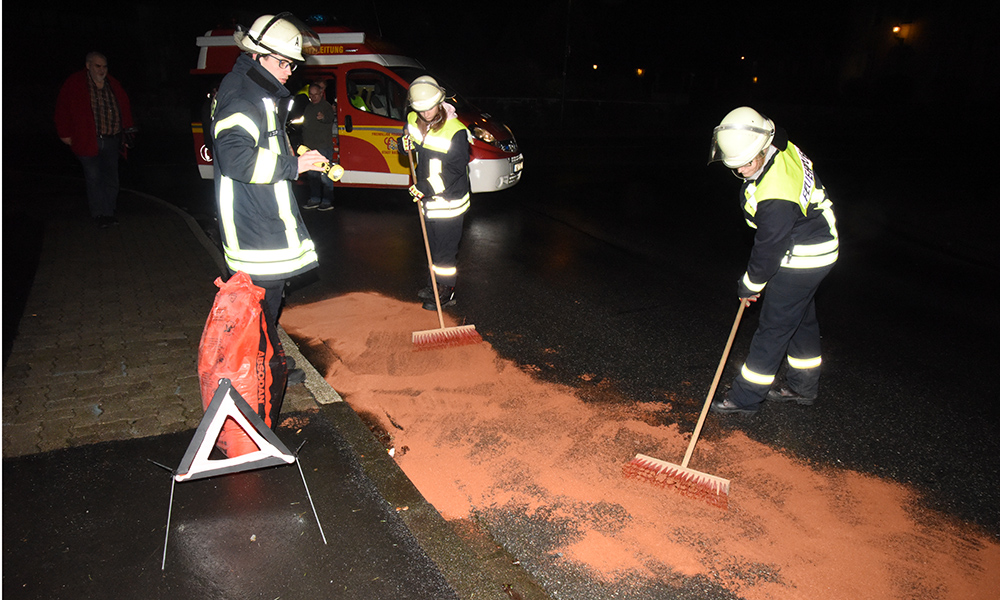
left=681, top=300, right=747, bottom=468
left=409, top=147, right=446, bottom=330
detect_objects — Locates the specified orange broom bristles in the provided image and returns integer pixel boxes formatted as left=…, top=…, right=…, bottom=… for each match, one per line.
left=622, top=302, right=746, bottom=510
left=412, top=324, right=482, bottom=350
left=623, top=453, right=730, bottom=510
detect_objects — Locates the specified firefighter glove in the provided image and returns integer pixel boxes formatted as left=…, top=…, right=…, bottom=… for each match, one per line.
left=408, top=185, right=424, bottom=202
left=401, top=134, right=415, bottom=153
left=737, top=279, right=761, bottom=303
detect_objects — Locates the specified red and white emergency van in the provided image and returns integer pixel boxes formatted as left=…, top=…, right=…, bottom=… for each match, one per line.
left=191, top=26, right=523, bottom=193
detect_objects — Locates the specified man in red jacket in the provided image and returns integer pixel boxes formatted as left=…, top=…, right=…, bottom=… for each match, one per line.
left=55, top=52, right=134, bottom=228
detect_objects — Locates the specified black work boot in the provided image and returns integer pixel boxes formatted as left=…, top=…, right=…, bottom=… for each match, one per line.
left=766, top=385, right=816, bottom=406
left=709, top=393, right=760, bottom=415
left=422, top=286, right=456, bottom=311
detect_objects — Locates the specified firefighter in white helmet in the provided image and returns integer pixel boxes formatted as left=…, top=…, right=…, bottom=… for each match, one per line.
left=211, top=12, right=324, bottom=385
left=401, top=76, right=473, bottom=311
left=708, top=107, right=839, bottom=414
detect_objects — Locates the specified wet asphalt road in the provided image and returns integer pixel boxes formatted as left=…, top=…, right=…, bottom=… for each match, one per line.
left=3, top=410, right=459, bottom=600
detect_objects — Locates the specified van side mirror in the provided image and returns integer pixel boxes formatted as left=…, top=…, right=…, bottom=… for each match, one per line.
left=345, top=115, right=353, bottom=133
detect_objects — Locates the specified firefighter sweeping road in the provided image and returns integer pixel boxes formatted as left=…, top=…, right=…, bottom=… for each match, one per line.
left=5, top=104, right=996, bottom=599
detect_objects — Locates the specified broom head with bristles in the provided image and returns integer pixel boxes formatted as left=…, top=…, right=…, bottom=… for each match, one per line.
left=623, top=453, right=730, bottom=509
left=412, top=324, right=482, bottom=350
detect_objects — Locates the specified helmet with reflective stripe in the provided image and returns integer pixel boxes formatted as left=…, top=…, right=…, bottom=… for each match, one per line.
left=408, top=76, right=445, bottom=111
left=235, top=13, right=318, bottom=62
left=709, top=106, right=775, bottom=168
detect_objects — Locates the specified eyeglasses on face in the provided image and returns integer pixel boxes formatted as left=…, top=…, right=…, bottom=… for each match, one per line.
left=269, top=56, right=297, bottom=71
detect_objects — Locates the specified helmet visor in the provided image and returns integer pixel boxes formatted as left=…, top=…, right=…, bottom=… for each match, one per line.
left=707, top=133, right=726, bottom=165
left=708, top=123, right=773, bottom=167
left=295, top=19, right=320, bottom=57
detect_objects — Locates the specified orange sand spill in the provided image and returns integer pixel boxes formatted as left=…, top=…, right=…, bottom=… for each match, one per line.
left=283, top=292, right=1000, bottom=599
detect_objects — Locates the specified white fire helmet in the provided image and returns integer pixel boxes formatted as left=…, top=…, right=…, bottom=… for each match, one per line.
left=408, top=76, right=445, bottom=112
left=709, top=107, right=775, bottom=168
left=234, top=13, right=319, bottom=62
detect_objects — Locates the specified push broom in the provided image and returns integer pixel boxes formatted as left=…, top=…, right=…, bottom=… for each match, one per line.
left=407, top=147, right=482, bottom=350
left=624, top=299, right=748, bottom=509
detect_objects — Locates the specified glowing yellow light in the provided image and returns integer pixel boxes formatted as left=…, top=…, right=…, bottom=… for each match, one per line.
left=592, top=64, right=598, bottom=70
left=892, top=26, right=901, bottom=33
left=636, top=68, right=644, bottom=77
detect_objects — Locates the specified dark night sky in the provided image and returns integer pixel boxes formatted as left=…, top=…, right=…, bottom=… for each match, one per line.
left=4, top=1, right=996, bottom=152
left=23, top=1, right=995, bottom=96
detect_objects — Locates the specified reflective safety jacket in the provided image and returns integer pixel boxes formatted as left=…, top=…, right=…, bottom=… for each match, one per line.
left=212, top=54, right=318, bottom=280
left=738, top=130, right=838, bottom=296
left=406, top=107, right=472, bottom=219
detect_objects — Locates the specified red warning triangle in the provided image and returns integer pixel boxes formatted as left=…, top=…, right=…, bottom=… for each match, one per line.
left=174, top=379, right=294, bottom=482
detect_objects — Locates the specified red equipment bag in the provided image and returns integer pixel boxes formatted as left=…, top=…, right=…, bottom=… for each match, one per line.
left=197, top=271, right=287, bottom=457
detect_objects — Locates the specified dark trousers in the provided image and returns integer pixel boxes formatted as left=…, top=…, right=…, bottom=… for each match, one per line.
left=251, top=277, right=286, bottom=327
left=730, top=264, right=834, bottom=407
left=306, top=147, right=335, bottom=205
left=425, top=214, right=465, bottom=288
left=78, top=134, right=121, bottom=218
left=230, top=272, right=287, bottom=364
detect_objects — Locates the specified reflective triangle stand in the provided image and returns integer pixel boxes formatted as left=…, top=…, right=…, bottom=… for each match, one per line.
left=159, top=379, right=327, bottom=570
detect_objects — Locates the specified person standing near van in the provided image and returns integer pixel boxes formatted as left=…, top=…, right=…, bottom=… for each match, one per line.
left=707, top=107, right=839, bottom=414
left=212, top=12, right=326, bottom=381
left=301, top=83, right=336, bottom=211
left=55, top=51, right=134, bottom=228
left=401, top=76, right=473, bottom=310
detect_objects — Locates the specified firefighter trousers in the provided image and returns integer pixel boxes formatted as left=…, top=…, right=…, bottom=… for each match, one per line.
left=228, top=271, right=288, bottom=370
left=425, top=214, right=465, bottom=289
left=729, top=264, right=834, bottom=407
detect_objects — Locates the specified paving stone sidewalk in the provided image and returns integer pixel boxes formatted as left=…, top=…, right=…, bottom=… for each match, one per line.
left=2, top=186, right=324, bottom=458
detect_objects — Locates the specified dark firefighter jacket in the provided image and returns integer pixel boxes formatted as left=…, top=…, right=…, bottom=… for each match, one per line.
left=738, top=129, right=839, bottom=297
left=212, top=54, right=318, bottom=280
left=406, top=108, right=471, bottom=219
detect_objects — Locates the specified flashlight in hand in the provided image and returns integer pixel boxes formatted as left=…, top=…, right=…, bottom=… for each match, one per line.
left=297, top=145, right=345, bottom=181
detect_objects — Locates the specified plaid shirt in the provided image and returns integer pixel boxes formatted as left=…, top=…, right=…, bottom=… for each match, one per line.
left=89, top=73, right=121, bottom=136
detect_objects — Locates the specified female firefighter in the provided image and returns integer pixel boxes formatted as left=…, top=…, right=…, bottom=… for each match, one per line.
left=401, top=76, right=473, bottom=311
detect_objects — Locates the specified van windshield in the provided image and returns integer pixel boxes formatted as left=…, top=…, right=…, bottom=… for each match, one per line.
left=389, top=67, right=472, bottom=112
left=390, top=67, right=430, bottom=87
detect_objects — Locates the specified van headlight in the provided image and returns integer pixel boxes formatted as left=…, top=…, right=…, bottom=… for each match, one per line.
left=472, top=126, right=496, bottom=144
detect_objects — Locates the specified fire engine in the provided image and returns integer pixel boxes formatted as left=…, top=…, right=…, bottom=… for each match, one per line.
left=191, top=26, right=523, bottom=193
